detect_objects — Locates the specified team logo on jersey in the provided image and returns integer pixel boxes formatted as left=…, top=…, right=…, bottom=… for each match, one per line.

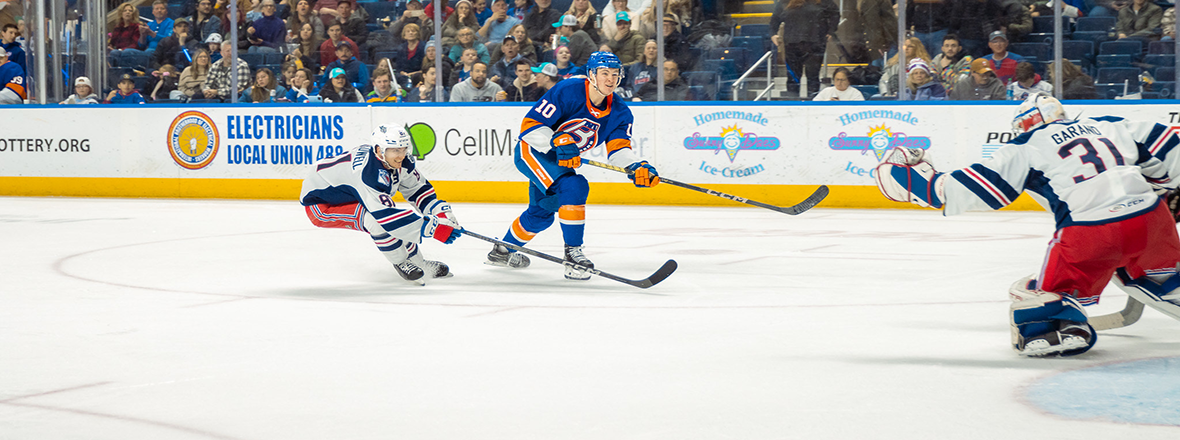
left=167, top=111, right=220, bottom=170
left=829, top=124, right=930, bottom=160
left=557, top=119, right=601, bottom=153
left=683, top=125, right=780, bottom=162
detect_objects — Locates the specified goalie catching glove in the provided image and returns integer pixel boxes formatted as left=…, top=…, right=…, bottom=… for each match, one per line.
left=553, top=133, right=581, bottom=168
left=421, top=215, right=461, bottom=244
left=625, top=161, right=660, bottom=187
left=875, top=147, right=945, bottom=209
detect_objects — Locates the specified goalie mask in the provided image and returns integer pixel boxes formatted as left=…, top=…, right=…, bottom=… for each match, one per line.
left=371, top=124, right=413, bottom=168
left=1012, top=93, right=1066, bottom=134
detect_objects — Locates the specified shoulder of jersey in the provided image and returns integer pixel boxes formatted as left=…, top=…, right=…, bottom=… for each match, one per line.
left=351, top=145, right=372, bottom=171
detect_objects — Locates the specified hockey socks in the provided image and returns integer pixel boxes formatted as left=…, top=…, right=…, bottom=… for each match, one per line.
left=558, top=205, right=586, bottom=247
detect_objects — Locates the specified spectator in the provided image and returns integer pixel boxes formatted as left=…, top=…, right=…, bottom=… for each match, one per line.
left=61, top=77, right=100, bottom=104
left=290, top=22, right=322, bottom=71
left=201, top=41, right=251, bottom=101
left=106, top=74, right=147, bottom=104
left=109, top=3, right=146, bottom=55
left=480, top=0, right=521, bottom=48
left=319, top=23, right=360, bottom=67
left=204, top=33, right=224, bottom=62
left=551, top=14, right=596, bottom=66
left=1024, top=0, right=1085, bottom=18
left=155, top=18, right=200, bottom=68
left=388, top=0, right=435, bottom=45
left=0, top=24, right=22, bottom=76
left=450, top=47, right=480, bottom=83
left=424, top=0, right=456, bottom=22
left=450, top=61, right=507, bottom=101
left=149, top=64, right=181, bottom=100
left=448, top=27, right=491, bottom=64
left=289, top=0, right=325, bottom=39
left=144, top=0, right=175, bottom=51
left=1090, top=0, right=1128, bottom=18
left=474, top=0, right=493, bottom=25
left=313, top=0, right=342, bottom=29
left=601, top=0, right=640, bottom=42
left=564, top=0, right=601, bottom=44
left=392, top=23, right=426, bottom=74
left=906, top=0, right=951, bottom=55
left=992, top=0, right=1033, bottom=42
left=636, top=59, right=688, bottom=101
left=531, top=61, right=561, bottom=92
left=407, top=65, right=448, bottom=101
left=622, top=39, right=657, bottom=98
left=1117, top=0, right=1163, bottom=40
left=949, top=57, right=1005, bottom=100
left=178, top=48, right=213, bottom=99
left=502, top=23, right=539, bottom=63
left=553, top=45, right=578, bottom=77
left=490, top=35, right=524, bottom=86
left=442, top=0, right=482, bottom=47
left=330, top=0, right=369, bottom=46
left=191, top=0, right=223, bottom=44
left=0, top=0, right=21, bottom=33
left=321, top=41, right=369, bottom=87
left=1163, top=7, right=1175, bottom=41
left=366, top=68, right=402, bottom=102
left=284, top=67, right=319, bottom=101
left=278, top=61, right=297, bottom=89
left=510, top=0, right=535, bottom=22
left=902, top=58, right=947, bottom=100
left=771, top=0, right=838, bottom=97
left=1007, top=61, right=1052, bottom=100
left=984, top=30, right=1023, bottom=85
left=932, top=33, right=972, bottom=95
left=1047, top=59, right=1098, bottom=99
left=0, top=47, right=22, bottom=104
left=659, top=14, right=693, bottom=70
left=504, top=58, right=542, bottom=101
left=666, top=0, right=700, bottom=33
left=523, top=0, right=562, bottom=45
left=220, top=0, right=253, bottom=51
left=605, top=11, right=644, bottom=64
left=879, top=37, right=932, bottom=97
left=813, top=66, right=864, bottom=101
left=318, top=67, right=364, bottom=102
left=420, top=39, right=454, bottom=85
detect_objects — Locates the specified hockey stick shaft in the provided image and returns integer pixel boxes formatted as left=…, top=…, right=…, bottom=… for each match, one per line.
left=583, top=159, right=828, bottom=215
left=460, top=229, right=677, bottom=289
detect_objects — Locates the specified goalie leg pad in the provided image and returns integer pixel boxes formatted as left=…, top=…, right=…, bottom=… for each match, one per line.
left=1115, top=269, right=1180, bottom=323
left=1010, top=287, right=1096, bottom=357
left=874, top=162, right=946, bottom=209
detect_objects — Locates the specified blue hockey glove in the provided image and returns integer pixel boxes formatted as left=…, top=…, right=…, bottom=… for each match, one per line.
left=552, top=133, right=581, bottom=168
left=422, top=215, right=461, bottom=244
left=625, top=161, right=660, bottom=187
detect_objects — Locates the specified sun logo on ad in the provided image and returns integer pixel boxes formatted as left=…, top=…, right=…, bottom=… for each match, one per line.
left=829, top=124, right=930, bottom=160
left=168, top=111, right=220, bottom=170
left=719, top=125, right=745, bottom=161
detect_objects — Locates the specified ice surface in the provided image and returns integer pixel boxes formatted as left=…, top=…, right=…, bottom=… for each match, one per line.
left=1, top=197, right=1178, bottom=439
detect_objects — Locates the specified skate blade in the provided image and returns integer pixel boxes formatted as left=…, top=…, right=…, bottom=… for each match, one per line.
left=1019, top=336, right=1087, bottom=357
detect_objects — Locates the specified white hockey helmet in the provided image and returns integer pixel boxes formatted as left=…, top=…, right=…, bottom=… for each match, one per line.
left=371, top=124, right=413, bottom=167
left=1012, top=93, right=1066, bottom=134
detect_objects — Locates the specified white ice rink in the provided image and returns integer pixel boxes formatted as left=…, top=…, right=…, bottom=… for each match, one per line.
left=2, top=196, right=1178, bottom=439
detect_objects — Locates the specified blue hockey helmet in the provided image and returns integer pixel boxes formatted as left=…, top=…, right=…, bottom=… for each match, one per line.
left=585, top=51, right=624, bottom=79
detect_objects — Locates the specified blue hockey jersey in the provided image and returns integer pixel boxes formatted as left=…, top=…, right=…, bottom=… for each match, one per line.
left=0, top=59, right=25, bottom=104
left=518, top=77, right=641, bottom=167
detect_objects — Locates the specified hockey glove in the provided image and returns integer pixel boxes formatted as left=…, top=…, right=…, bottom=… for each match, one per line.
left=875, top=148, right=944, bottom=209
left=422, top=215, right=461, bottom=244
left=625, top=161, right=660, bottom=187
left=553, top=133, right=581, bottom=168
left=434, top=202, right=459, bottom=225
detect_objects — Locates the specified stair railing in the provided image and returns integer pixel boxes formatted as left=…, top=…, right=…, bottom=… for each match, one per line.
left=731, top=50, right=775, bottom=101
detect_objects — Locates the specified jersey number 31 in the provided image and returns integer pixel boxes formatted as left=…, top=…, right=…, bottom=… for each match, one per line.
left=1058, top=137, right=1125, bottom=183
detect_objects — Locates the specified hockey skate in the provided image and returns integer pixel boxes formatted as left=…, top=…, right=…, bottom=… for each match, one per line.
left=564, top=245, right=594, bottom=280
left=486, top=244, right=530, bottom=268
left=394, top=260, right=426, bottom=285
left=1017, top=324, right=1093, bottom=357
left=421, top=260, right=452, bottom=278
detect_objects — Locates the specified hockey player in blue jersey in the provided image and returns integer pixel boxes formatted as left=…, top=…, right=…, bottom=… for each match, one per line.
left=300, top=124, right=462, bottom=285
left=486, top=51, right=660, bottom=280
left=876, top=93, right=1180, bottom=357
left=0, top=48, right=25, bottom=104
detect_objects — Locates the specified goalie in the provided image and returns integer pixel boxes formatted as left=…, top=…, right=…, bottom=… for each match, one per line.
left=876, top=93, right=1180, bottom=357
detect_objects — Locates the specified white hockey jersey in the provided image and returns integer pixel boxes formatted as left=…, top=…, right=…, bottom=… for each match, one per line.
left=299, top=145, right=447, bottom=241
left=943, top=116, right=1174, bottom=228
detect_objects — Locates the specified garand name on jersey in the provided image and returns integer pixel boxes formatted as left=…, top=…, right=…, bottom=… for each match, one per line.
left=1050, top=124, right=1103, bottom=145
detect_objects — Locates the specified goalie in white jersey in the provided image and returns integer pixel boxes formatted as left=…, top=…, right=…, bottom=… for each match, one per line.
left=300, top=124, right=462, bottom=285
left=876, top=93, right=1180, bottom=357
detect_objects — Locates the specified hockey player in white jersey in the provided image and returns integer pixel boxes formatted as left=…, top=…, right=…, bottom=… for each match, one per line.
left=876, top=93, right=1180, bottom=357
left=300, top=124, right=462, bottom=285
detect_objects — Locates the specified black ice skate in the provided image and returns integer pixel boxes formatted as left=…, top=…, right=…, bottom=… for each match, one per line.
left=564, top=245, right=593, bottom=281
left=486, top=244, right=530, bottom=268
left=422, top=260, right=452, bottom=278
left=394, top=260, right=426, bottom=285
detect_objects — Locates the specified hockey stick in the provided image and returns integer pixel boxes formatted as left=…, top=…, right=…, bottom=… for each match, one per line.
left=461, top=229, right=678, bottom=289
left=1089, top=296, right=1145, bottom=331
left=583, top=159, right=829, bottom=215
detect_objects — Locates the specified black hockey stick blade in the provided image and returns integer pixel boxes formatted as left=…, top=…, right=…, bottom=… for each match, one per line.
left=461, top=229, right=678, bottom=289
left=583, top=159, right=828, bottom=215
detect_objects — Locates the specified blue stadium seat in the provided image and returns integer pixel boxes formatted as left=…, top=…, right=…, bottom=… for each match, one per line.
left=167, top=5, right=183, bottom=18
left=1059, top=40, right=1094, bottom=64
left=739, top=23, right=769, bottom=38
left=1149, top=40, right=1175, bottom=55
left=116, top=51, right=152, bottom=69
left=1070, top=31, right=1113, bottom=46
left=1097, top=54, right=1132, bottom=69
left=1157, top=67, right=1176, bottom=82
left=364, top=1, right=399, bottom=23
left=1032, top=15, right=1071, bottom=34
left=851, top=85, right=877, bottom=98
left=1099, top=40, right=1143, bottom=58
left=138, top=6, right=153, bottom=19
left=1010, top=43, right=1049, bottom=63
left=1096, top=67, right=1141, bottom=92
left=1075, top=16, right=1117, bottom=32
left=1144, top=54, right=1175, bottom=77
left=731, top=36, right=768, bottom=55
left=107, top=67, right=133, bottom=88
left=685, top=70, right=720, bottom=97
left=687, top=85, right=710, bottom=101
left=1023, top=33, right=1055, bottom=44
left=132, top=75, right=151, bottom=92
left=698, top=58, right=738, bottom=80
left=1094, top=83, right=1127, bottom=99
left=238, top=53, right=264, bottom=67
left=708, top=47, right=749, bottom=71
left=263, top=53, right=287, bottom=65
left=1150, top=81, right=1176, bottom=98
